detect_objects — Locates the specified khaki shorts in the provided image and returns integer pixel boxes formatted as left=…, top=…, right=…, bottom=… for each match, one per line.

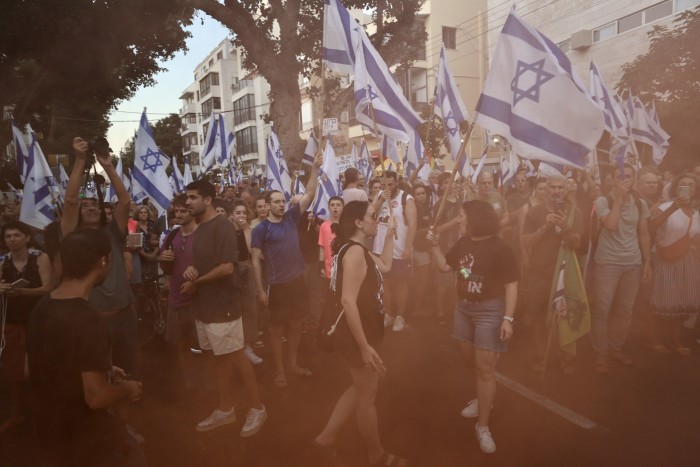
left=195, top=318, right=244, bottom=356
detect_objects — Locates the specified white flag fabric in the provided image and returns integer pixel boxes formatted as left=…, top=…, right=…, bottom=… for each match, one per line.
left=470, top=148, right=489, bottom=184
left=11, top=121, right=30, bottom=184
left=293, top=176, right=306, bottom=196
left=200, top=112, right=218, bottom=174
left=434, top=46, right=470, bottom=160
left=265, top=129, right=292, bottom=201
left=500, top=149, right=521, bottom=187
left=171, top=157, right=186, bottom=194
left=350, top=143, right=359, bottom=169
left=132, top=110, right=173, bottom=215
left=303, top=132, right=318, bottom=166
left=183, top=158, right=194, bottom=186
left=403, top=129, right=423, bottom=178
left=381, top=134, right=400, bottom=164
left=474, top=9, right=604, bottom=169
left=58, top=163, right=69, bottom=200
left=311, top=140, right=343, bottom=219
left=630, top=97, right=670, bottom=164
left=108, top=157, right=127, bottom=202
left=589, top=61, right=628, bottom=141
left=19, top=133, right=61, bottom=229
left=353, top=27, right=423, bottom=143
left=216, top=115, right=236, bottom=166
left=323, top=0, right=359, bottom=75
left=357, top=139, right=374, bottom=184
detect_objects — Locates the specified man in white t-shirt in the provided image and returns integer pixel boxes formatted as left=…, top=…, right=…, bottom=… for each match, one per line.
left=373, top=171, right=417, bottom=332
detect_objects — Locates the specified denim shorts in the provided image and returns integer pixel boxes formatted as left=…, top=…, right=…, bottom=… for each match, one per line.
left=385, top=258, right=412, bottom=279
left=452, top=297, right=509, bottom=353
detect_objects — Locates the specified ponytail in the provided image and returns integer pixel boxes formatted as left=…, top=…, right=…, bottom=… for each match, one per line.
left=331, top=201, right=369, bottom=255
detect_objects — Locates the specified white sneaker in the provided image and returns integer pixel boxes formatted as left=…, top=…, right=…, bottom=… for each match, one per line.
left=196, top=408, right=236, bottom=432
left=244, top=345, right=263, bottom=365
left=475, top=423, right=496, bottom=454
left=461, top=399, right=479, bottom=418
left=683, top=315, right=697, bottom=329
left=384, top=314, right=395, bottom=328
left=392, top=316, right=406, bottom=332
left=240, top=405, right=267, bottom=437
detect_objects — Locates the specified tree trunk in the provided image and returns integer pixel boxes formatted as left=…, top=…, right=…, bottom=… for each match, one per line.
left=269, top=77, right=305, bottom=167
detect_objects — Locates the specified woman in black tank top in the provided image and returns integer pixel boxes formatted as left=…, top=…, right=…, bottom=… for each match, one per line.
left=314, top=201, right=408, bottom=466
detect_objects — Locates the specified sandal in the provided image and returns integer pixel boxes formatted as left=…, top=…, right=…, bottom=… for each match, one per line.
left=369, top=451, right=408, bottom=467
left=272, top=371, right=288, bottom=388
left=311, top=440, right=343, bottom=466
left=647, top=343, right=671, bottom=354
left=288, top=366, right=313, bottom=377
left=672, top=346, right=691, bottom=356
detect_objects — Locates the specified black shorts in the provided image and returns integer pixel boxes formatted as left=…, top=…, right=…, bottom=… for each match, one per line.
left=268, top=275, right=309, bottom=325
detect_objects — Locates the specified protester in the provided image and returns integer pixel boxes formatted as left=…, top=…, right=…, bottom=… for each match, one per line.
left=637, top=166, right=662, bottom=210
left=27, top=228, right=145, bottom=466
left=428, top=200, right=518, bottom=454
left=411, top=184, right=433, bottom=316
left=647, top=173, right=700, bottom=355
left=373, top=171, right=416, bottom=332
left=470, top=171, right=509, bottom=227
left=313, top=201, right=404, bottom=466
left=183, top=180, right=267, bottom=436
left=250, top=194, right=269, bottom=229
left=591, top=164, right=652, bottom=373
left=342, top=168, right=368, bottom=204
left=506, top=169, right=530, bottom=217
left=433, top=173, right=462, bottom=325
left=251, top=152, right=321, bottom=387
left=0, top=221, right=52, bottom=434
left=319, top=196, right=344, bottom=280
left=517, top=177, right=548, bottom=266
left=159, top=195, right=199, bottom=391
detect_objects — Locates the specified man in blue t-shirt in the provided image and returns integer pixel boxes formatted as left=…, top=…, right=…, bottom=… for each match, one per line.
left=251, top=153, right=321, bottom=388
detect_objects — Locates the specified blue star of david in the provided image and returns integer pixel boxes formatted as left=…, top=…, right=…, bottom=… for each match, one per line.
left=358, top=158, right=368, bottom=169
left=510, top=59, right=554, bottom=106
left=443, top=111, right=459, bottom=137
left=366, top=85, right=379, bottom=101
left=140, top=148, right=164, bottom=172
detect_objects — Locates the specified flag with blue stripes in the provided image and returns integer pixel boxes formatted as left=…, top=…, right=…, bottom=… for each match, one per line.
left=11, top=121, right=30, bottom=184
left=630, top=96, right=669, bottom=163
left=403, top=130, right=423, bottom=178
left=434, top=46, right=469, bottom=160
left=589, top=61, right=628, bottom=142
left=293, top=176, right=306, bottom=196
left=381, top=134, right=400, bottom=164
left=470, top=147, right=489, bottom=183
left=58, top=163, right=69, bottom=200
left=200, top=112, right=219, bottom=174
left=132, top=110, right=173, bottom=215
left=183, top=157, right=194, bottom=186
left=500, top=149, right=521, bottom=187
left=357, top=139, right=374, bottom=184
left=216, top=115, right=236, bottom=166
left=323, top=0, right=358, bottom=75
left=303, top=133, right=318, bottom=166
left=108, top=157, right=128, bottom=202
left=353, top=27, right=423, bottom=143
left=171, top=157, right=186, bottom=193
left=311, top=141, right=342, bottom=219
left=265, top=129, right=292, bottom=201
left=474, top=9, right=603, bottom=169
left=19, top=133, right=61, bottom=229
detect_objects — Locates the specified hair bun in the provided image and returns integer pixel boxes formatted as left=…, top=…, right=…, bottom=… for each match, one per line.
left=330, top=222, right=340, bottom=235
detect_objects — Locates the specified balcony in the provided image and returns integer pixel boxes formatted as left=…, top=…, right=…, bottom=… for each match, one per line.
left=231, top=79, right=254, bottom=95
left=179, top=102, right=197, bottom=116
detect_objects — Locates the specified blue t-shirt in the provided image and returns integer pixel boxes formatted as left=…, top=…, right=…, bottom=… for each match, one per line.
left=251, top=204, right=306, bottom=284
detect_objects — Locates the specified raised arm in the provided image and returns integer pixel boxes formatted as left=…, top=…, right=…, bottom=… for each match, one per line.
left=61, top=138, right=89, bottom=237
left=94, top=149, right=130, bottom=234
left=299, top=150, right=322, bottom=213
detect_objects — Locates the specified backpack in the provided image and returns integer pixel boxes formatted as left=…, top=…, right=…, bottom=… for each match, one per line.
left=589, top=193, right=643, bottom=256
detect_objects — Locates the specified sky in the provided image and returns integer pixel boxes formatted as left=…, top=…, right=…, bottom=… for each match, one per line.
left=106, top=14, right=230, bottom=154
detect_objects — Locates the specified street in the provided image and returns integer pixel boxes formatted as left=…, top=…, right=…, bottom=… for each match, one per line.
left=2, top=314, right=700, bottom=467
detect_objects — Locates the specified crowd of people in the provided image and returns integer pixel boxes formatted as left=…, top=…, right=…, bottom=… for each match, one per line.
left=1, top=135, right=699, bottom=466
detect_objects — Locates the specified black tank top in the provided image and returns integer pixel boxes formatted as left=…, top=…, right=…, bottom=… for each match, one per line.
left=236, top=229, right=250, bottom=262
left=3, top=252, right=43, bottom=325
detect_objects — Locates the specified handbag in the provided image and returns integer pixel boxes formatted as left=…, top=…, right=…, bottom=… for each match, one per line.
left=657, top=217, right=693, bottom=263
left=316, top=243, right=352, bottom=353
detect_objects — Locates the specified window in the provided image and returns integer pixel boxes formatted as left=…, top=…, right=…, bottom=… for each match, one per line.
left=442, top=26, right=457, bottom=49
left=199, top=72, right=220, bottom=97
left=300, top=101, right=313, bottom=129
left=233, top=94, right=256, bottom=124
left=202, top=123, right=210, bottom=139
left=236, top=126, right=258, bottom=155
left=645, top=1, right=673, bottom=23
left=201, top=97, right=221, bottom=116
left=209, top=59, right=214, bottom=67
left=618, top=11, right=642, bottom=33
left=676, top=0, right=700, bottom=11
left=187, top=114, right=196, bottom=124
left=593, top=23, right=616, bottom=42
left=216, top=51, right=223, bottom=60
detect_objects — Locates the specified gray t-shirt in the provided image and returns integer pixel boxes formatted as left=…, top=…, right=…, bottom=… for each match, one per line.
left=594, top=195, right=649, bottom=266
left=89, top=221, right=134, bottom=312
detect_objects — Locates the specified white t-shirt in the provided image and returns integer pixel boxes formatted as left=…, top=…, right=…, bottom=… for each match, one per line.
left=373, top=190, right=413, bottom=259
left=655, top=202, right=700, bottom=247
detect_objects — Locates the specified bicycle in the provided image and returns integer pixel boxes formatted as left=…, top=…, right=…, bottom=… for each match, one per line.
left=134, top=275, right=167, bottom=347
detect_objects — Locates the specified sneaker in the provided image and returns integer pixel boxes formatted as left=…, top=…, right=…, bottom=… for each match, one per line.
left=461, top=399, right=479, bottom=418
left=384, top=314, right=395, bottom=328
left=392, top=316, right=405, bottom=332
left=593, top=357, right=609, bottom=374
left=196, top=408, right=236, bottom=432
left=609, top=350, right=632, bottom=366
left=126, top=424, right=145, bottom=444
left=254, top=339, right=264, bottom=349
left=474, top=423, right=496, bottom=454
left=240, top=405, right=267, bottom=437
left=244, top=345, right=263, bottom=365
left=683, top=315, right=697, bottom=329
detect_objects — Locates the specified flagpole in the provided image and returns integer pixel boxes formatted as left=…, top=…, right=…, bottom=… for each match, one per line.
left=430, top=118, right=476, bottom=232
left=367, top=101, right=398, bottom=240
left=540, top=312, right=557, bottom=381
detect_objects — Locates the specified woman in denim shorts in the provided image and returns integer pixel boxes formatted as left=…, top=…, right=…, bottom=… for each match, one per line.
left=428, top=200, right=518, bottom=454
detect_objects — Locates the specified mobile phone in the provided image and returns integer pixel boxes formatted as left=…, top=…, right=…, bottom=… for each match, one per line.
left=10, top=278, right=29, bottom=288
left=128, top=232, right=143, bottom=248
left=679, top=186, right=691, bottom=200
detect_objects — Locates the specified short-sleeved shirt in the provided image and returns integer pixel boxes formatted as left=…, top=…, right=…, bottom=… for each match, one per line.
left=318, top=220, right=337, bottom=277
left=191, top=215, right=241, bottom=323
left=507, top=191, right=531, bottom=214
left=445, top=236, right=519, bottom=301
left=89, top=221, right=134, bottom=312
left=342, top=187, right=369, bottom=204
left=478, top=191, right=508, bottom=220
left=251, top=204, right=306, bottom=284
left=655, top=202, right=700, bottom=247
left=523, top=202, right=583, bottom=277
left=167, top=229, right=196, bottom=307
left=594, top=195, right=649, bottom=265
left=2, top=251, right=44, bottom=324
left=28, top=296, right=125, bottom=465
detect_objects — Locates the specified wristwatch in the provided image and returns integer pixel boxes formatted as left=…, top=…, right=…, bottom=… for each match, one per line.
left=503, top=316, right=514, bottom=323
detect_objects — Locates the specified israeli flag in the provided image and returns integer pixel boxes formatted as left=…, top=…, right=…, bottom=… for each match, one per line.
left=11, top=121, right=30, bottom=184
left=293, top=176, right=306, bottom=196
left=19, top=133, right=61, bottom=229
left=434, top=46, right=470, bottom=160
left=171, top=157, right=186, bottom=194
left=353, top=27, right=423, bottom=143
left=265, top=128, right=292, bottom=201
left=500, top=149, right=521, bottom=187
left=323, top=0, right=358, bottom=75
left=648, top=102, right=668, bottom=165
left=200, top=112, right=219, bottom=174
left=381, top=134, right=400, bottom=164
left=8, top=183, right=22, bottom=201
left=303, top=132, right=318, bottom=166
left=216, top=115, right=236, bottom=166
left=311, top=141, right=342, bottom=219
left=474, top=9, right=604, bottom=169
left=58, top=163, right=69, bottom=200
left=470, top=148, right=489, bottom=184
left=589, top=61, right=628, bottom=142
left=357, top=139, right=374, bottom=184
left=183, top=157, right=194, bottom=186
left=630, top=97, right=670, bottom=164
left=107, top=157, right=127, bottom=202
left=403, top=129, right=423, bottom=178
left=132, top=110, right=173, bottom=215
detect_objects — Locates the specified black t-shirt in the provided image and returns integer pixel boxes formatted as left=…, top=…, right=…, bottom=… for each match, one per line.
left=445, top=236, right=519, bottom=301
left=192, top=214, right=242, bottom=323
left=2, top=251, right=44, bottom=324
left=236, top=229, right=250, bottom=262
left=28, top=296, right=125, bottom=466
left=523, top=202, right=583, bottom=277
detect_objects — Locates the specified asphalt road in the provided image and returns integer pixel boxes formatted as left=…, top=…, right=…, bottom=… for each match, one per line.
left=2, top=312, right=700, bottom=467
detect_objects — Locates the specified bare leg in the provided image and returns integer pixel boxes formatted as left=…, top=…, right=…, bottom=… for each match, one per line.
left=268, top=324, right=286, bottom=376
left=394, top=280, right=410, bottom=319
left=286, top=317, right=305, bottom=372
left=315, top=385, right=358, bottom=445
left=231, top=350, right=263, bottom=409
left=350, top=367, right=384, bottom=461
left=213, top=352, right=235, bottom=410
left=474, top=349, right=499, bottom=428
left=0, top=382, right=24, bottom=434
